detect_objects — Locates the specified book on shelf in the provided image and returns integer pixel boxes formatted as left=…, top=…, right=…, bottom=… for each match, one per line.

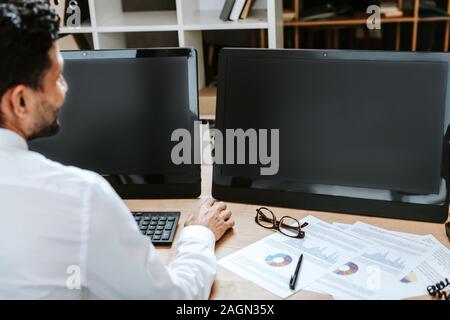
left=230, top=0, right=247, bottom=21
left=380, top=2, right=403, bottom=18
left=220, top=0, right=236, bottom=21
left=220, top=0, right=256, bottom=21
left=240, top=0, right=256, bottom=19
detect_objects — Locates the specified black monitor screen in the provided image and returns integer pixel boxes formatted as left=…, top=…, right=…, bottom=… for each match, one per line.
left=30, top=49, right=200, bottom=199
left=213, top=49, right=450, bottom=222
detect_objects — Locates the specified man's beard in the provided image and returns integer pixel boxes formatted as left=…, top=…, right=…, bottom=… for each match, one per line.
left=27, top=101, right=61, bottom=141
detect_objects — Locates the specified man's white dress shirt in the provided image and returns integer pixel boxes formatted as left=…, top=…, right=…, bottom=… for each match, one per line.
left=0, top=128, right=216, bottom=299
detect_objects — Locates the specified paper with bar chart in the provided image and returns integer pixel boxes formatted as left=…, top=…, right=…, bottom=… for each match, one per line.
left=309, top=244, right=420, bottom=299
left=391, top=235, right=450, bottom=299
left=307, top=222, right=444, bottom=299
left=308, top=222, right=433, bottom=299
left=218, top=215, right=373, bottom=298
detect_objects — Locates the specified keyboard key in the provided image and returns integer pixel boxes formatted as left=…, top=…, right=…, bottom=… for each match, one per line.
left=165, top=222, right=174, bottom=230
left=141, top=221, right=150, bottom=226
left=158, top=221, right=165, bottom=226
left=168, top=217, right=175, bottom=221
left=162, top=231, right=171, bottom=240
left=151, top=217, right=159, bottom=222
left=159, top=217, right=167, bottom=221
left=157, top=226, right=164, bottom=230
left=150, top=221, right=158, bottom=226
left=155, top=230, right=163, bottom=235
left=153, top=235, right=161, bottom=240
left=146, top=230, right=154, bottom=236
left=149, top=226, right=156, bottom=230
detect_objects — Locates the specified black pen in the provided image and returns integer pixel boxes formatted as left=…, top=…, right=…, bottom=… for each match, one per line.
left=289, top=254, right=303, bottom=290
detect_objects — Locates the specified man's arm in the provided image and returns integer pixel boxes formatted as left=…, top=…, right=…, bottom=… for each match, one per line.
left=84, top=176, right=233, bottom=299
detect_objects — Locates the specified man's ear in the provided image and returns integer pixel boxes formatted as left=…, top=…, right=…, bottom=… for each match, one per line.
left=8, top=85, right=33, bottom=119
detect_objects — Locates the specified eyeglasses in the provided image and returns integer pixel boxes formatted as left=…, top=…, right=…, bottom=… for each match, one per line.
left=255, top=207, right=308, bottom=239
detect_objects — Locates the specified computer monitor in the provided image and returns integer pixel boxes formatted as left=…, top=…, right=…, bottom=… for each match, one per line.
left=213, top=48, right=450, bottom=222
left=30, top=48, right=201, bottom=199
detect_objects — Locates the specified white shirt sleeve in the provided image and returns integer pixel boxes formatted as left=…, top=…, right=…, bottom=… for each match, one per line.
left=84, top=176, right=217, bottom=300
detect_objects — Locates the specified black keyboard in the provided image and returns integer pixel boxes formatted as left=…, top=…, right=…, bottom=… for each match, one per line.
left=133, top=211, right=180, bottom=245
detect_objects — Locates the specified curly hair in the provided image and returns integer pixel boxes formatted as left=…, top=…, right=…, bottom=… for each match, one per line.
left=0, top=0, right=60, bottom=126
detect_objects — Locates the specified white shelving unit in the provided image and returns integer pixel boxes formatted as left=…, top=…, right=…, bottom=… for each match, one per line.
left=59, top=0, right=284, bottom=88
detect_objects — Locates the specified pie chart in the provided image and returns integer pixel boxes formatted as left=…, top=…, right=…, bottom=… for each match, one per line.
left=265, top=253, right=293, bottom=267
left=334, top=262, right=359, bottom=276
left=400, top=271, right=418, bottom=283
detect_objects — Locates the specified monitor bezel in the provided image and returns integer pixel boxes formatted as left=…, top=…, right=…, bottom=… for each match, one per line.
left=212, top=48, right=450, bottom=223
left=59, top=48, right=201, bottom=199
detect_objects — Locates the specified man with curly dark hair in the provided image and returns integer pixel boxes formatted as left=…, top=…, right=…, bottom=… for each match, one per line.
left=0, top=0, right=63, bottom=138
left=0, top=0, right=234, bottom=299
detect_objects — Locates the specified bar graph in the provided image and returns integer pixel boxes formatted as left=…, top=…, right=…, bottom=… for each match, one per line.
left=285, top=239, right=340, bottom=264
left=362, top=251, right=406, bottom=269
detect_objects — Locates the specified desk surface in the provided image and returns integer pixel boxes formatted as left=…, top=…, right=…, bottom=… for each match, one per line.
left=125, top=166, right=450, bottom=300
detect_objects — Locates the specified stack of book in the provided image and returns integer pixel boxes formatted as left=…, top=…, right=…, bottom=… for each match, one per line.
left=380, top=1, right=403, bottom=18
left=220, top=0, right=256, bottom=21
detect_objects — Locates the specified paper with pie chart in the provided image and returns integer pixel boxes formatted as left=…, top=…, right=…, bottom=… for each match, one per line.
left=390, top=235, right=450, bottom=299
left=218, top=215, right=374, bottom=298
left=363, top=227, right=450, bottom=299
left=309, top=243, right=421, bottom=300
left=307, top=222, right=447, bottom=300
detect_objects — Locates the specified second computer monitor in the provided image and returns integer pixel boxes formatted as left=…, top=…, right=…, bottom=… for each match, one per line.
left=213, top=48, right=450, bottom=222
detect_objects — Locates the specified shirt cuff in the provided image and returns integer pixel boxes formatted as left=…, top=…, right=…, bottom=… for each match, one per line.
left=178, top=225, right=216, bottom=250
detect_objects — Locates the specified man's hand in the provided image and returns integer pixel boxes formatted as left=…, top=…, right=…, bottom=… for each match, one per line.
left=185, top=198, right=235, bottom=241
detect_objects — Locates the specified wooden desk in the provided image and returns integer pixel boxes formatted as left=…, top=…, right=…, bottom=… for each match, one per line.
left=125, top=165, right=450, bottom=300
